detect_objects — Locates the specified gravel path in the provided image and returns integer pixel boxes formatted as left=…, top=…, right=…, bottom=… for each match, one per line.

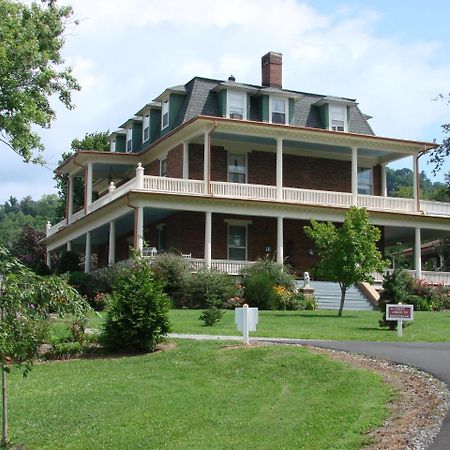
left=169, top=334, right=450, bottom=449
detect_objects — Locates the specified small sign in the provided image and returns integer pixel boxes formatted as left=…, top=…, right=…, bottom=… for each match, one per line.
left=386, top=304, right=414, bottom=321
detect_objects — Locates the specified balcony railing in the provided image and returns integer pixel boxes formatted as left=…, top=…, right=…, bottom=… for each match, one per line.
left=372, top=270, right=450, bottom=286
left=46, top=175, right=450, bottom=237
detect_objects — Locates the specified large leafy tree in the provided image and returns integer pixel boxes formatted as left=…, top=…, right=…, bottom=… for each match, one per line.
left=0, top=0, right=80, bottom=163
left=54, top=131, right=109, bottom=220
left=304, top=207, right=388, bottom=317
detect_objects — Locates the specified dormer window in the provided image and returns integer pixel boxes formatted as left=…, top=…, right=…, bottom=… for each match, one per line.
left=143, top=114, right=150, bottom=142
left=330, top=105, right=347, bottom=132
left=162, top=100, right=169, bottom=130
left=227, top=91, right=246, bottom=120
left=126, top=127, right=132, bottom=152
left=270, top=97, right=288, bottom=124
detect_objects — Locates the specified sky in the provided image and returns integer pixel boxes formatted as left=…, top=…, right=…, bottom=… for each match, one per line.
left=1, top=0, right=450, bottom=204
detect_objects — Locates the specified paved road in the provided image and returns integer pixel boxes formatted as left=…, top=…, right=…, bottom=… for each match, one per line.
left=170, top=334, right=450, bottom=449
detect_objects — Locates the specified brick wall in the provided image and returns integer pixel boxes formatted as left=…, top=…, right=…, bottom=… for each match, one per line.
left=145, top=160, right=159, bottom=175
left=188, top=143, right=204, bottom=180
left=373, top=164, right=381, bottom=196
left=248, top=151, right=276, bottom=185
left=167, top=144, right=183, bottom=178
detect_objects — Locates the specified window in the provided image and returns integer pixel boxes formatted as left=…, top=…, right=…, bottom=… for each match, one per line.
left=160, top=158, right=167, bottom=177
left=271, top=97, right=288, bottom=124
left=357, top=167, right=373, bottom=195
left=228, top=225, right=247, bottom=261
left=330, top=105, right=347, bottom=131
left=227, top=91, right=246, bottom=119
left=162, top=100, right=169, bottom=130
left=143, top=114, right=150, bottom=142
left=228, top=153, right=246, bottom=183
left=126, top=127, right=132, bottom=152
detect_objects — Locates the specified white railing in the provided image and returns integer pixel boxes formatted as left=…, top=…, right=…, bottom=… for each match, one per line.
left=372, top=270, right=450, bottom=286
left=47, top=218, right=67, bottom=236
left=211, top=182, right=277, bottom=200
left=143, top=176, right=205, bottom=195
left=187, top=258, right=255, bottom=275
left=284, top=187, right=352, bottom=207
left=358, top=195, right=416, bottom=213
left=420, top=200, right=450, bottom=216
left=71, top=209, right=85, bottom=222
left=90, top=178, right=138, bottom=213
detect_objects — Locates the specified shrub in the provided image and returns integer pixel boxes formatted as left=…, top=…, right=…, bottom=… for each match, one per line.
left=273, top=286, right=317, bottom=311
left=199, top=306, right=225, bottom=326
left=48, top=341, right=83, bottom=359
left=241, top=258, right=295, bottom=290
left=101, top=258, right=171, bottom=352
left=243, top=271, right=279, bottom=309
left=55, top=250, right=81, bottom=274
left=152, top=253, right=191, bottom=307
left=188, top=269, right=238, bottom=309
left=68, top=271, right=109, bottom=307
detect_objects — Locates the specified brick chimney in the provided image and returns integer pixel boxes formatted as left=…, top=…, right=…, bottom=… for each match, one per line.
left=261, top=51, right=282, bottom=88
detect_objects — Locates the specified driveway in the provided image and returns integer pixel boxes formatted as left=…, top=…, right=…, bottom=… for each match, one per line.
left=170, top=334, right=450, bottom=449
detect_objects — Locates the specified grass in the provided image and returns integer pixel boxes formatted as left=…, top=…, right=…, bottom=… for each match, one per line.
left=169, top=309, right=450, bottom=342
left=8, top=340, right=391, bottom=449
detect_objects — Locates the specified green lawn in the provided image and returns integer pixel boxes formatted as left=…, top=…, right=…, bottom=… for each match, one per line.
left=8, top=340, right=391, bottom=449
left=169, top=309, right=450, bottom=342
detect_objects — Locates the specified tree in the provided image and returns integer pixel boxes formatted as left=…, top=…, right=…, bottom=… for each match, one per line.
left=54, top=131, right=109, bottom=220
left=429, top=93, right=450, bottom=175
left=0, top=245, right=89, bottom=447
left=10, top=225, right=46, bottom=272
left=0, top=0, right=80, bottom=163
left=304, top=207, right=388, bottom=317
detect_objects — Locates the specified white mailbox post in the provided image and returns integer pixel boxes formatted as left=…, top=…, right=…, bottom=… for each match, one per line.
left=235, top=304, right=258, bottom=345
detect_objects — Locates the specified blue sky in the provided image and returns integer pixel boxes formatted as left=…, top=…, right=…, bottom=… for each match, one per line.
left=1, top=0, right=449, bottom=204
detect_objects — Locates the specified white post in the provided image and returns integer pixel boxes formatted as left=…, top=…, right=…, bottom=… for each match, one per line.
left=242, top=304, right=249, bottom=345
left=84, top=231, right=91, bottom=273
left=277, top=216, right=284, bottom=265
left=415, top=227, right=422, bottom=280
left=203, top=131, right=209, bottom=193
left=351, top=146, right=358, bottom=206
left=397, top=320, right=403, bottom=337
left=67, top=175, right=74, bottom=224
left=45, top=221, right=51, bottom=237
left=46, top=251, right=51, bottom=269
left=136, top=162, right=144, bottom=189
left=412, top=154, right=419, bottom=211
left=135, top=207, right=144, bottom=255
left=204, top=211, right=212, bottom=268
left=381, top=163, right=387, bottom=197
left=66, top=241, right=72, bottom=252
left=183, top=141, right=189, bottom=179
left=108, top=221, right=116, bottom=266
left=276, top=137, right=283, bottom=200
left=85, top=162, right=93, bottom=213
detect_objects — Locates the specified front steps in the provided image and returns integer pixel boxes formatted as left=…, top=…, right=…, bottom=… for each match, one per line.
left=297, top=280, right=376, bottom=311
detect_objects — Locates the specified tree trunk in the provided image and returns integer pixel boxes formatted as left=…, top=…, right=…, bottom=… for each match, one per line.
left=1, top=364, right=6, bottom=448
left=338, top=286, right=347, bottom=317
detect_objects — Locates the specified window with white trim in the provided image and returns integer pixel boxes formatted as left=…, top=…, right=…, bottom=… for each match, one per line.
left=357, top=167, right=373, bottom=195
left=270, top=97, right=288, bottom=124
left=160, top=158, right=167, bottom=177
left=162, top=100, right=169, bottom=130
left=228, top=153, right=246, bottom=183
left=330, top=105, right=347, bottom=132
left=143, top=114, right=150, bottom=142
left=227, top=90, right=246, bottom=120
left=228, top=225, right=247, bottom=261
left=126, top=127, right=132, bottom=152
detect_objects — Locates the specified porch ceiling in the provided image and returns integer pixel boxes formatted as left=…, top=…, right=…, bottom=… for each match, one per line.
left=384, top=227, right=450, bottom=246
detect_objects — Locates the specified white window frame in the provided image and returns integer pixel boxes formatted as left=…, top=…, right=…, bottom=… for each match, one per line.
left=269, top=96, right=289, bottom=125
left=357, top=166, right=373, bottom=195
left=160, top=157, right=168, bottom=177
left=161, top=99, right=169, bottom=130
left=227, top=223, right=248, bottom=261
left=126, top=127, right=133, bottom=153
left=227, top=90, right=247, bottom=120
left=329, top=104, right=348, bottom=132
left=142, top=114, right=150, bottom=142
left=227, top=152, right=247, bottom=184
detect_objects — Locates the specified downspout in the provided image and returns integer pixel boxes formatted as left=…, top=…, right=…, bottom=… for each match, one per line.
left=207, top=121, right=218, bottom=195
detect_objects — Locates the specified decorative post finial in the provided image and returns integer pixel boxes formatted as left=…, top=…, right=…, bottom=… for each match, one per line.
left=136, top=162, right=144, bottom=189
left=108, top=181, right=116, bottom=194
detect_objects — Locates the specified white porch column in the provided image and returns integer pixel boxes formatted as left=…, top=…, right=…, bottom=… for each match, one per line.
left=135, top=206, right=144, bottom=255
left=276, top=216, right=284, bottom=265
left=183, top=141, right=189, bottom=179
left=108, top=220, right=116, bottom=266
left=67, top=175, right=74, bottom=224
left=84, top=231, right=91, bottom=273
left=351, top=146, right=358, bottom=206
left=46, top=251, right=51, bottom=269
left=412, top=154, right=420, bottom=211
left=415, top=227, right=422, bottom=280
left=85, top=162, right=93, bottom=213
left=276, top=137, right=283, bottom=200
left=204, top=211, right=212, bottom=268
left=66, top=241, right=72, bottom=252
left=381, top=163, right=387, bottom=197
left=203, top=131, right=209, bottom=193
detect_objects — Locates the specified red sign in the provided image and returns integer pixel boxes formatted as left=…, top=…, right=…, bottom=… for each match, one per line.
left=386, top=304, right=414, bottom=321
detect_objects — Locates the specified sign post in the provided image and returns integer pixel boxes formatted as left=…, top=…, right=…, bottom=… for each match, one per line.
left=235, top=304, right=258, bottom=344
left=386, top=303, right=414, bottom=337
